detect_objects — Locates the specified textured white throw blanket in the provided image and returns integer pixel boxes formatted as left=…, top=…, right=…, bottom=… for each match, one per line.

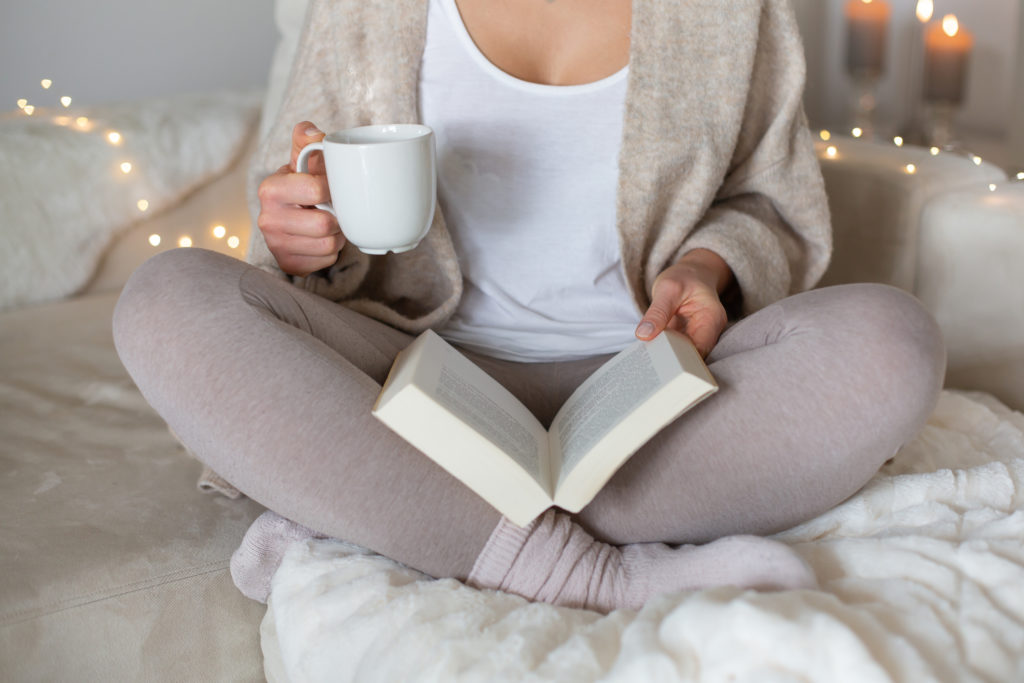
left=0, top=91, right=261, bottom=311
left=263, top=390, right=1024, bottom=682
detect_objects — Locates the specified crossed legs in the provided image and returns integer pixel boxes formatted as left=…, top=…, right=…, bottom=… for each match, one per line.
left=114, top=248, right=945, bottom=609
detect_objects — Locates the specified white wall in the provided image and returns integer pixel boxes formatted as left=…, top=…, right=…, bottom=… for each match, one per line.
left=0, top=0, right=277, bottom=108
left=793, top=0, right=1020, bottom=144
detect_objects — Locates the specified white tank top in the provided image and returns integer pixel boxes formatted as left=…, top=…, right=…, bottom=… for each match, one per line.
left=420, top=0, right=642, bottom=362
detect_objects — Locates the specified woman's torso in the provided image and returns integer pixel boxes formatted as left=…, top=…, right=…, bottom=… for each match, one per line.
left=421, top=0, right=643, bottom=362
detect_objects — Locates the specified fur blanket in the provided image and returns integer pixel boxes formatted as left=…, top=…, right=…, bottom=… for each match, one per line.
left=0, top=91, right=260, bottom=311
left=262, top=390, right=1024, bottom=682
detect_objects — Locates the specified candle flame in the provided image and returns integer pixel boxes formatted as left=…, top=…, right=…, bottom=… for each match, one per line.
left=916, top=0, right=934, bottom=23
left=942, top=14, right=959, bottom=38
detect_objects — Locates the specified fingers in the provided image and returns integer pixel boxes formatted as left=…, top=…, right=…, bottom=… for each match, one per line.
left=259, top=169, right=332, bottom=209
left=290, top=121, right=327, bottom=173
left=635, top=278, right=683, bottom=341
left=679, top=309, right=724, bottom=358
left=635, top=270, right=727, bottom=357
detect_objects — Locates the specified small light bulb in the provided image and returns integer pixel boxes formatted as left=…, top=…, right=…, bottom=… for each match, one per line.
left=137, top=199, right=150, bottom=212
left=942, top=14, right=959, bottom=39
left=989, top=184, right=997, bottom=192
left=23, top=105, right=35, bottom=115
left=905, top=164, right=917, bottom=174
left=916, top=0, right=934, bottom=23
left=148, top=234, right=161, bottom=246
left=178, top=236, right=193, bottom=248
left=972, top=155, right=983, bottom=166
left=75, top=116, right=89, bottom=128
left=60, top=96, right=72, bottom=108
left=106, top=131, right=122, bottom=145
left=16, top=98, right=27, bottom=109
left=120, top=161, right=133, bottom=174
left=212, top=225, right=227, bottom=239
left=851, top=127, right=864, bottom=139
left=227, top=235, right=241, bottom=249
left=1016, top=172, right=1024, bottom=181
left=826, top=146, right=838, bottom=158
left=893, top=136, right=904, bottom=147
left=40, top=79, right=52, bottom=89
left=819, top=130, right=831, bottom=142
left=930, top=147, right=940, bottom=156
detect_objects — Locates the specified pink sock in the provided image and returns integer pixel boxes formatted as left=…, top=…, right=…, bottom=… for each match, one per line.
left=467, top=510, right=817, bottom=612
left=230, top=510, right=325, bottom=603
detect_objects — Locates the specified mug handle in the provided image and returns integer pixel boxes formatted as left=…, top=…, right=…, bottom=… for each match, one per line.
left=295, top=141, right=336, bottom=217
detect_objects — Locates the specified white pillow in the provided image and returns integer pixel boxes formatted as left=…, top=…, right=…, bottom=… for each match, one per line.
left=0, top=90, right=262, bottom=311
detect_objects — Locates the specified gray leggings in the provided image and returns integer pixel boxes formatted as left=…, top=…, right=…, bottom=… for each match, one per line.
left=113, top=248, right=946, bottom=580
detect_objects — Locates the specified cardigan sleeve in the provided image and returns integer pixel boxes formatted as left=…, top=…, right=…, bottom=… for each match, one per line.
left=675, top=0, right=832, bottom=315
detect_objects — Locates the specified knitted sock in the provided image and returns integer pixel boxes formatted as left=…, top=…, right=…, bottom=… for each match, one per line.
left=467, top=510, right=817, bottom=613
left=230, top=510, right=325, bottom=603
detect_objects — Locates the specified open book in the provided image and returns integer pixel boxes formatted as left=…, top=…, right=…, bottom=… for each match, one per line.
left=372, top=329, right=717, bottom=526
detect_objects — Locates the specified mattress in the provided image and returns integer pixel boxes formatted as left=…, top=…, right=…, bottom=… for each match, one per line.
left=0, top=290, right=266, bottom=681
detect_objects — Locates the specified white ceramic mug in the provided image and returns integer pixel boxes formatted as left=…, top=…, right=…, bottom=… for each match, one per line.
left=296, top=124, right=436, bottom=254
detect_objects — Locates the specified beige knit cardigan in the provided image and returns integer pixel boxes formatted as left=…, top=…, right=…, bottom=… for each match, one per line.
left=246, top=0, right=832, bottom=334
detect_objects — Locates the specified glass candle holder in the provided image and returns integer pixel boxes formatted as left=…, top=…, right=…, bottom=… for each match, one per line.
left=849, top=73, right=881, bottom=138
left=923, top=101, right=959, bottom=148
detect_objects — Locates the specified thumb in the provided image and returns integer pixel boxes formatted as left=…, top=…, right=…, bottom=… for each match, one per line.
left=635, top=285, right=680, bottom=341
left=290, top=121, right=327, bottom=172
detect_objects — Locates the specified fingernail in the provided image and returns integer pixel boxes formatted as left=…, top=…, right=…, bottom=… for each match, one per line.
left=636, top=321, right=655, bottom=338
left=305, top=126, right=323, bottom=137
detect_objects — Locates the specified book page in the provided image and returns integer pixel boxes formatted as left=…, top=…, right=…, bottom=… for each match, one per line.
left=373, top=330, right=554, bottom=525
left=548, top=331, right=717, bottom=511
left=433, top=364, right=544, bottom=481
left=551, top=342, right=661, bottom=483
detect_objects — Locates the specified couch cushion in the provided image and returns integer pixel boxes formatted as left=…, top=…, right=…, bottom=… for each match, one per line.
left=815, top=137, right=1006, bottom=291
left=0, top=291, right=265, bottom=681
left=917, top=182, right=1024, bottom=410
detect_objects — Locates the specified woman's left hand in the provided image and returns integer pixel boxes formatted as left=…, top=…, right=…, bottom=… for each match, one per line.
left=634, top=249, right=732, bottom=358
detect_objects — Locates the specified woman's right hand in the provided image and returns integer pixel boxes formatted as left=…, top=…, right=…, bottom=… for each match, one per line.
left=256, top=122, right=346, bottom=276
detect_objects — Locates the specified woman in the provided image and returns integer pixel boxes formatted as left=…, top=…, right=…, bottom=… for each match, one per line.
left=113, top=0, right=945, bottom=612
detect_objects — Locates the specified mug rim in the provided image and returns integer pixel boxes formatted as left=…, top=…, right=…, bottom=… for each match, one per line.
left=326, top=124, right=433, bottom=146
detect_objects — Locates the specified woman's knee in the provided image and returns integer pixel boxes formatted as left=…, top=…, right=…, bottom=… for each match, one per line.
left=112, top=248, right=245, bottom=367
left=835, top=283, right=946, bottom=431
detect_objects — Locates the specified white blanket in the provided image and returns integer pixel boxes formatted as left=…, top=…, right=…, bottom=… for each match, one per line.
left=263, top=390, right=1024, bottom=682
left=0, top=91, right=261, bottom=311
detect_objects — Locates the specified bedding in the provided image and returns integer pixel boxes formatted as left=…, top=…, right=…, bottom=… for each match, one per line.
left=0, top=89, right=261, bottom=311
left=0, top=288, right=266, bottom=681
left=261, top=390, right=1024, bottom=683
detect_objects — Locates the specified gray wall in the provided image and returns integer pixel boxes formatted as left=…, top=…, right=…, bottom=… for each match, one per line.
left=0, top=0, right=277, bottom=108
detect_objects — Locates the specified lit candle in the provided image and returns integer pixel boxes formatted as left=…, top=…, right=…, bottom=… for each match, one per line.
left=924, top=15, right=974, bottom=104
left=845, top=0, right=891, bottom=77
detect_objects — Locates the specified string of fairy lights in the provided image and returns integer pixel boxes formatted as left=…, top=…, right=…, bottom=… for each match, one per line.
left=817, top=123, right=1024, bottom=191
left=14, top=78, right=244, bottom=252
left=12, top=75, right=1024, bottom=217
